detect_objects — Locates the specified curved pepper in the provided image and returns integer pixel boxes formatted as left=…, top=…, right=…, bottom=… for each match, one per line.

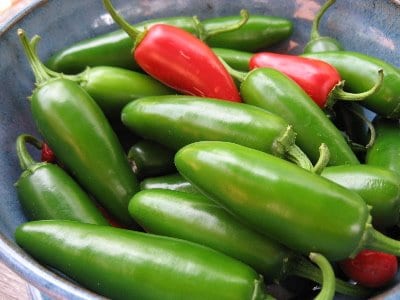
left=302, top=51, right=400, bottom=119
left=128, top=189, right=371, bottom=298
left=232, top=67, right=359, bottom=166
left=18, top=29, right=139, bottom=226
left=121, top=95, right=314, bottom=170
left=15, top=220, right=272, bottom=300
left=103, top=0, right=243, bottom=102
left=14, top=134, right=108, bottom=225
left=46, top=14, right=292, bottom=74
left=175, top=141, right=400, bottom=261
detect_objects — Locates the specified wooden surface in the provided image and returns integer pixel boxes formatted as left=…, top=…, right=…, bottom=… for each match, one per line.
left=1, top=2, right=37, bottom=300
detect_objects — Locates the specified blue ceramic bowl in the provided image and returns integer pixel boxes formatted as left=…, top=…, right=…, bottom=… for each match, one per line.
left=1, top=0, right=399, bottom=299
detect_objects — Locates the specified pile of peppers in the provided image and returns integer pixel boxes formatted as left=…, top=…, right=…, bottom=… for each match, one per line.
left=13, top=0, right=400, bottom=299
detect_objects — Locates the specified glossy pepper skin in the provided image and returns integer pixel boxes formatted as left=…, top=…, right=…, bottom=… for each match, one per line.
left=46, top=14, right=292, bottom=74
left=14, top=134, right=108, bottom=225
left=121, top=95, right=313, bottom=170
left=239, top=68, right=359, bottom=166
left=321, top=165, right=400, bottom=230
left=128, top=189, right=372, bottom=298
left=175, top=141, right=400, bottom=261
left=302, top=51, right=400, bottom=119
left=140, top=173, right=199, bottom=194
left=19, top=29, right=139, bottom=226
left=127, top=139, right=176, bottom=179
left=213, top=48, right=252, bottom=72
left=15, top=220, right=271, bottom=300
left=366, top=117, right=400, bottom=177
left=103, top=0, right=241, bottom=102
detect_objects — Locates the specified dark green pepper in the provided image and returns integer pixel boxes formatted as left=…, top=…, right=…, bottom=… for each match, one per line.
left=128, top=189, right=371, bottom=297
left=303, top=0, right=344, bottom=54
left=14, top=134, right=108, bottom=225
left=213, top=48, right=252, bottom=72
left=321, top=165, right=400, bottom=230
left=140, top=173, right=199, bottom=194
left=236, top=67, right=359, bottom=166
left=19, top=29, right=139, bottom=226
left=127, top=139, right=176, bottom=179
left=15, top=220, right=272, bottom=300
left=366, top=117, right=400, bottom=177
left=121, top=95, right=314, bottom=170
left=175, top=141, right=400, bottom=261
left=46, top=13, right=292, bottom=74
left=302, top=51, right=400, bottom=119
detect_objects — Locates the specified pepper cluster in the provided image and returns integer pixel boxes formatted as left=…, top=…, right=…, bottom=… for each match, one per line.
left=13, top=0, right=400, bottom=299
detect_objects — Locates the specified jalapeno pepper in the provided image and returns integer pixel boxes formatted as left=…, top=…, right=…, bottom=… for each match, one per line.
left=15, top=220, right=272, bottom=300
left=230, top=67, right=359, bottom=166
left=321, top=165, right=400, bottom=230
left=46, top=13, right=292, bottom=74
left=128, top=189, right=371, bottom=298
left=127, top=139, right=176, bottom=179
left=249, top=52, right=383, bottom=109
left=302, top=51, right=400, bottom=119
left=103, top=0, right=241, bottom=102
left=303, top=0, right=344, bottom=54
left=18, top=29, right=139, bottom=226
left=14, top=134, right=108, bottom=225
left=175, top=141, right=400, bottom=261
left=213, top=48, right=252, bottom=72
left=140, top=173, right=199, bottom=194
left=366, top=117, right=400, bottom=177
left=121, top=95, right=314, bottom=170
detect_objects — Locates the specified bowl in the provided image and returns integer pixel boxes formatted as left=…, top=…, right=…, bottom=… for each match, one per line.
left=0, top=0, right=399, bottom=299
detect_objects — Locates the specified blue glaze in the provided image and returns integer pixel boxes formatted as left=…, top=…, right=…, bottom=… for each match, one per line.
left=0, top=0, right=399, bottom=299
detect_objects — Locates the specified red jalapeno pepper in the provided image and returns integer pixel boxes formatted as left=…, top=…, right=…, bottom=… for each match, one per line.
left=103, top=0, right=242, bottom=102
left=249, top=52, right=383, bottom=108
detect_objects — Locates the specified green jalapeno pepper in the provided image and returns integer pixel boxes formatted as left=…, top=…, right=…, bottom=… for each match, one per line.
left=212, top=48, right=252, bottom=72
left=366, top=117, right=400, bottom=177
left=140, top=173, right=199, bottom=194
left=302, top=51, right=400, bottom=119
left=128, top=189, right=371, bottom=297
left=14, top=134, right=108, bottom=225
left=321, top=165, right=400, bottom=230
left=121, top=95, right=314, bottom=170
left=175, top=141, right=400, bottom=261
left=234, top=67, right=359, bottom=166
left=19, top=29, right=139, bottom=226
left=303, top=0, right=344, bottom=54
left=46, top=13, right=292, bottom=74
left=127, top=139, right=176, bottom=179
left=16, top=220, right=273, bottom=300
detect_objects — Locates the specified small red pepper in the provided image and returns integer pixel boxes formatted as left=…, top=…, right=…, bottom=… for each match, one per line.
left=339, top=249, right=398, bottom=288
left=249, top=52, right=383, bottom=108
left=103, top=0, right=242, bottom=102
left=41, top=142, right=56, bottom=163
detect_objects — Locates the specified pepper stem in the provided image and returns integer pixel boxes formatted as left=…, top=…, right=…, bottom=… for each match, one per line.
left=193, top=9, right=249, bottom=41
left=289, top=255, right=372, bottom=298
left=17, top=29, right=51, bottom=86
left=102, top=0, right=141, bottom=41
left=309, top=252, right=335, bottom=300
left=310, top=0, right=336, bottom=40
left=218, top=56, right=247, bottom=82
left=364, top=225, right=400, bottom=257
left=16, top=134, right=42, bottom=170
left=312, top=143, right=330, bottom=175
left=328, top=69, right=384, bottom=106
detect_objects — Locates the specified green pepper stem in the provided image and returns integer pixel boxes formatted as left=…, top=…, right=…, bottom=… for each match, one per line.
left=102, top=0, right=142, bottom=42
left=16, top=134, right=42, bottom=170
left=328, top=69, right=384, bottom=105
left=289, top=255, right=372, bottom=298
left=309, top=252, right=335, bottom=300
left=310, top=0, right=336, bottom=41
left=218, top=56, right=247, bottom=82
left=364, top=226, right=400, bottom=257
left=17, top=29, right=51, bottom=85
left=285, top=144, right=314, bottom=172
left=312, top=143, right=330, bottom=175
left=194, top=9, right=249, bottom=41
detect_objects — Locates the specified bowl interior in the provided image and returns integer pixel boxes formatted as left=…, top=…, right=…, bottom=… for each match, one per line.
left=0, top=0, right=399, bottom=299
